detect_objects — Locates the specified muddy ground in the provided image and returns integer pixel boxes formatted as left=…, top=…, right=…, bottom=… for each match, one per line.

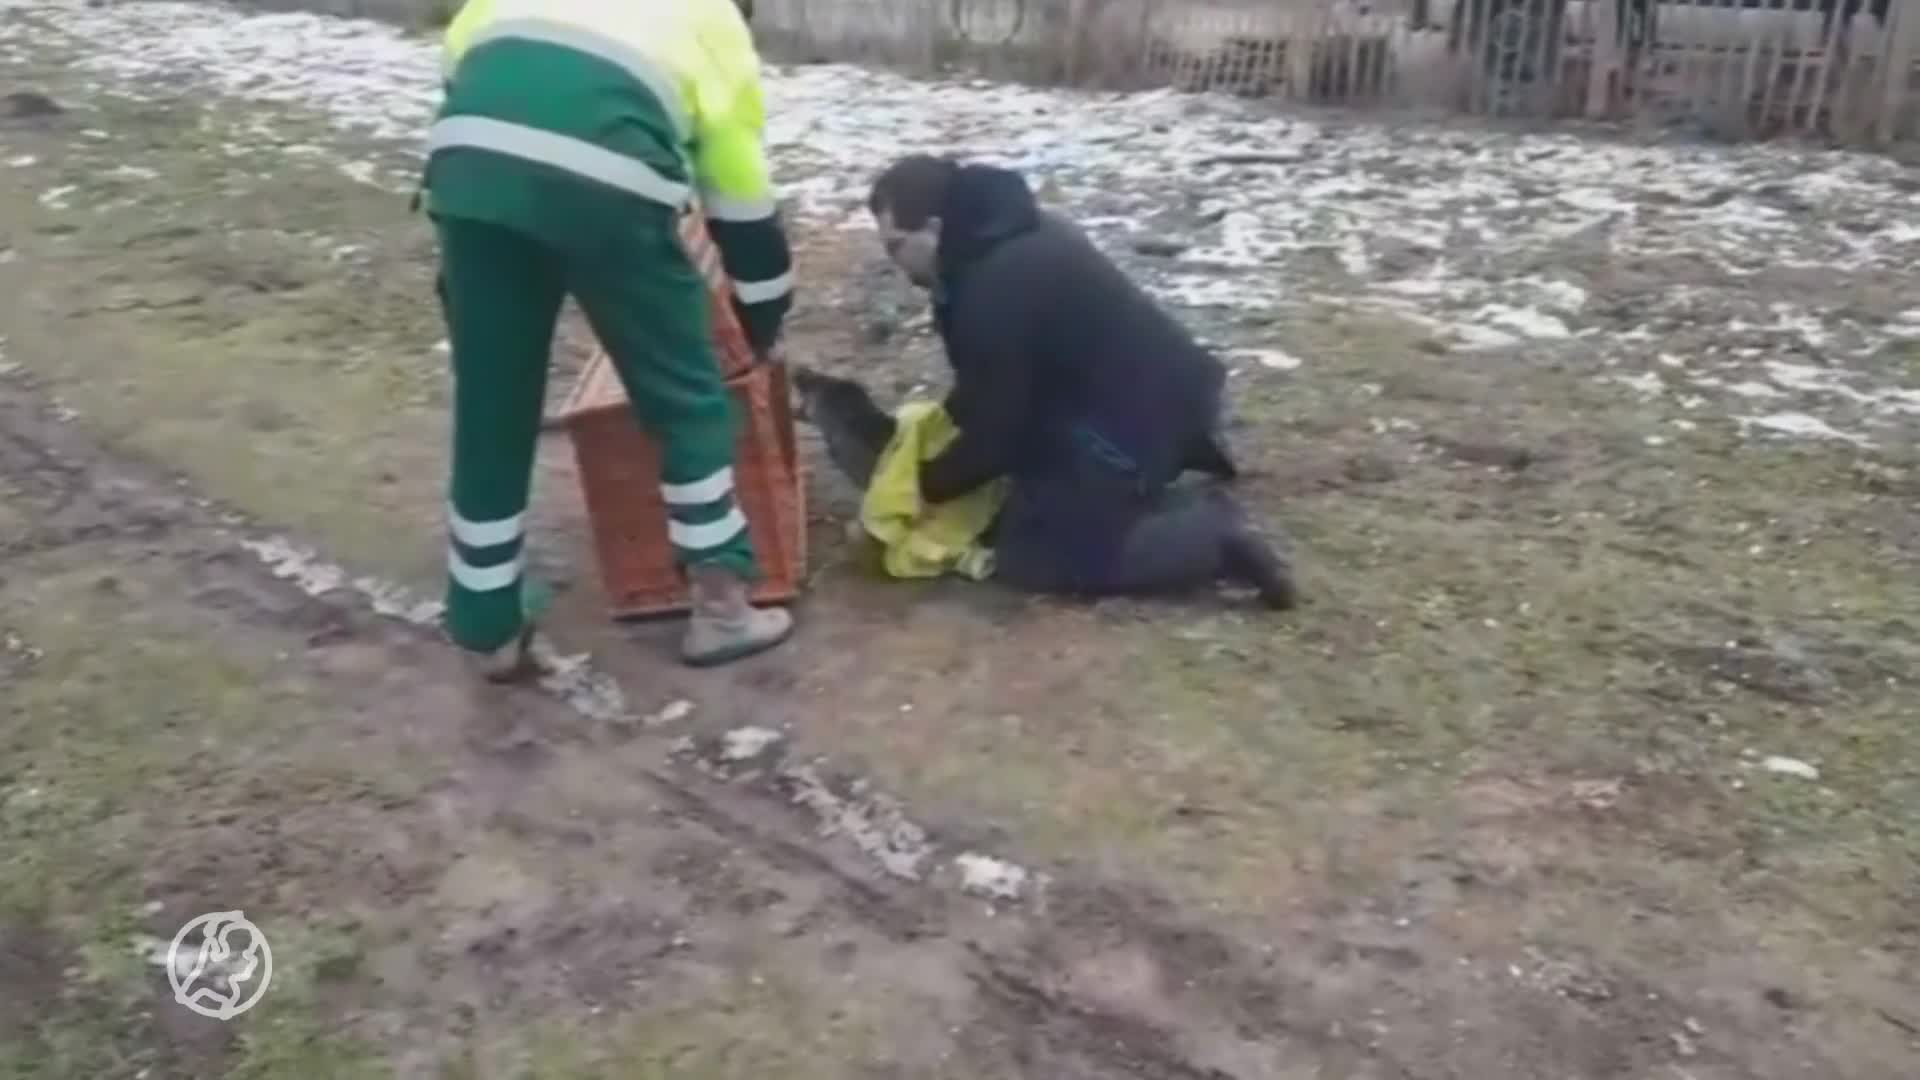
left=3, top=2, right=1919, bottom=1078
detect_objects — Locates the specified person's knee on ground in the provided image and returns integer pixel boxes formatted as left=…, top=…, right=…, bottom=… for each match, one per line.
left=1104, top=486, right=1297, bottom=609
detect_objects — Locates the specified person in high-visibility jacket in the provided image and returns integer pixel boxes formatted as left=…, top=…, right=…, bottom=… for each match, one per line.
left=425, top=0, right=796, bottom=677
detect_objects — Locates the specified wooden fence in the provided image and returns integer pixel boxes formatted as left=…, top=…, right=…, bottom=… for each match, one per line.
left=751, top=0, right=1920, bottom=143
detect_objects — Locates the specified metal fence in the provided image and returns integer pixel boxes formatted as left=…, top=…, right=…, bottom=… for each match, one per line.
left=750, top=0, right=1920, bottom=143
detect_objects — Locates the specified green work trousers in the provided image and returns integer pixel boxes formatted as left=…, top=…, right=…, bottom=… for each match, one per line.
left=434, top=207, right=759, bottom=654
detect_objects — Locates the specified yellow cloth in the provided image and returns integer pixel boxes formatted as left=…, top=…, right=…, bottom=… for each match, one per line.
left=858, top=401, right=1007, bottom=581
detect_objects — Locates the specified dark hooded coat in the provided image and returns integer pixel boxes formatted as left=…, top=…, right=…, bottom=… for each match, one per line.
left=916, top=164, right=1235, bottom=590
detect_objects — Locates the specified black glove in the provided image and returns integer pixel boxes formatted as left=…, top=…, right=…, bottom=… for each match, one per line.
left=733, top=300, right=783, bottom=363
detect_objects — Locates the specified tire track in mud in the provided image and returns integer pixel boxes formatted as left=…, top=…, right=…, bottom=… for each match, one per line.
left=637, top=768, right=930, bottom=942
left=0, top=377, right=1401, bottom=1078
left=0, top=411, right=173, bottom=555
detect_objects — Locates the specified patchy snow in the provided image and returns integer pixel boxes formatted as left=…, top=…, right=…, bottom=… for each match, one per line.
left=1, top=630, right=43, bottom=664
left=1758, top=755, right=1821, bottom=781
left=4, top=0, right=1919, bottom=446
left=955, top=852, right=1032, bottom=901
left=336, top=158, right=394, bottom=190
left=781, top=762, right=935, bottom=881
left=1231, top=347, right=1302, bottom=372
left=650, top=697, right=696, bottom=726
left=134, top=934, right=197, bottom=981
left=672, top=722, right=1035, bottom=896
left=1608, top=371, right=1666, bottom=398
left=721, top=725, right=785, bottom=761
left=236, top=534, right=642, bottom=725
left=1765, top=361, right=1920, bottom=415
left=239, top=535, right=352, bottom=601
left=533, top=646, right=635, bottom=727
left=1736, top=411, right=1875, bottom=448
left=1723, top=379, right=1788, bottom=400
left=1470, top=303, right=1573, bottom=342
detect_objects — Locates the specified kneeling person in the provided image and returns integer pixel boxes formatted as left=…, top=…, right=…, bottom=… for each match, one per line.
left=860, top=155, right=1295, bottom=607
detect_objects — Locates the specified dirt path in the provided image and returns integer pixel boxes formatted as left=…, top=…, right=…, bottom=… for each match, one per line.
left=2, top=373, right=1339, bottom=1079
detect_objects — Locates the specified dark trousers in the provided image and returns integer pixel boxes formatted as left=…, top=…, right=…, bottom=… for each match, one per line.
left=988, top=436, right=1240, bottom=597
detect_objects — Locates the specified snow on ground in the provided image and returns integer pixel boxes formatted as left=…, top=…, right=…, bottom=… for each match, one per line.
left=4, top=0, right=1919, bottom=446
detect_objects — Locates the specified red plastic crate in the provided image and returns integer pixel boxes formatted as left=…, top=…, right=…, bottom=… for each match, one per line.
left=556, top=208, right=805, bottom=618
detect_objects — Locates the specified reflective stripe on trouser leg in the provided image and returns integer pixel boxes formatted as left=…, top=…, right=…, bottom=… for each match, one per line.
left=664, top=489, right=750, bottom=564
left=449, top=538, right=525, bottom=588
left=653, top=399, right=758, bottom=579
left=566, top=198, right=761, bottom=579
left=436, top=214, right=567, bottom=652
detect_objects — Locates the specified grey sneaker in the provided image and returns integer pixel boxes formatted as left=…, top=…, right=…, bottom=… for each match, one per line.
left=682, top=565, right=794, bottom=667
left=470, top=622, right=549, bottom=683
left=463, top=579, right=556, bottom=683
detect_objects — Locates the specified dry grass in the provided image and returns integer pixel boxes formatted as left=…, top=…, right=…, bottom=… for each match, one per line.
left=3, top=36, right=1918, bottom=1076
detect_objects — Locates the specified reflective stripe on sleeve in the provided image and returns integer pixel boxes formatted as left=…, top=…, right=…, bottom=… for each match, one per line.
left=732, top=271, right=793, bottom=305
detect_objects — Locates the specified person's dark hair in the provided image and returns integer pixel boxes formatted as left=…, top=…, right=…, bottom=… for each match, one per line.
left=868, top=154, right=960, bottom=231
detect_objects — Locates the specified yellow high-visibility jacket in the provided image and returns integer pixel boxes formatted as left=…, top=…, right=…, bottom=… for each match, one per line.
left=428, top=0, right=792, bottom=344
left=859, top=401, right=1007, bottom=581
